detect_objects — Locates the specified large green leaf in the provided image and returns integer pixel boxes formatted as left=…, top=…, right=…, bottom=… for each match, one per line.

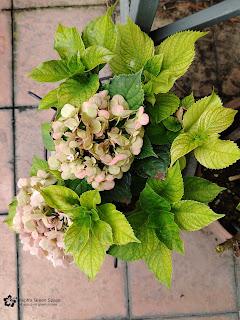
left=98, top=203, right=139, bottom=245
left=173, top=200, right=224, bottom=231
left=54, top=24, right=85, bottom=60
left=110, top=18, right=154, bottom=74
left=183, top=91, right=220, bottom=131
left=30, top=156, right=49, bottom=176
left=137, top=134, right=157, bottom=159
left=80, top=190, right=101, bottom=210
left=170, top=132, right=206, bottom=166
left=144, top=54, right=163, bottom=76
left=146, top=123, right=179, bottom=145
left=83, top=6, right=117, bottom=52
left=38, top=88, right=59, bottom=110
left=81, top=45, right=113, bottom=71
left=183, top=176, right=225, bottom=203
left=58, top=74, right=99, bottom=107
left=65, top=179, right=92, bottom=196
left=194, top=137, right=240, bottom=169
left=110, top=226, right=172, bottom=287
left=145, top=233, right=172, bottom=288
left=101, top=173, right=132, bottom=204
left=30, top=60, right=76, bottom=82
left=148, top=93, right=180, bottom=123
left=66, top=219, right=113, bottom=279
left=41, top=122, right=55, bottom=151
left=154, top=31, right=206, bottom=93
left=197, top=104, right=237, bottom=135
left=64, top=218, right=90, bottom=255
left=41, top=185, right=80, bottom=211
left=139, top=183, right=171, bottom=213
left=148, top=162, right=184, bottom=203
left=149, top=211, right=184, bottom=254
left=108, top=71, right=144, bottom=110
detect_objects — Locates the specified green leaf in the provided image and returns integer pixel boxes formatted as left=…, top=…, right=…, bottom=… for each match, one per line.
left=101, top=173, right=132, bottom=204
left=80, top=190, right=101, bottom=210
left=30, top=156, right=49, bottom=176
left=64, top=217, right=90, bottom=254
left=66, top=219, right=112, bottom=279
left=148, top=161, right=184, bottom=203
left=110, top=18, right=154, bottom=74
left=41, top=185, right=80, bottom=211
left=137, top=134, right=157, bottom=159
left=148, top=93, right=180, bottom=123
left=58, top=74, right=99, bottom=107
left=183, top=91, right=220, bottom=131
left=38, top=88, right=59, bottom=110
left=183, top=176, right=225, bottom=203
left=197, top=104, right=237, bottom=135
left=139, top=183, right=171, bottom=213
left=83, top=6, right=117, bottom=52
left=181, top=92, right=195, bottom=109
left=82, top=45, right=113, bottom=71
left=98, top=203, right=139, bottom=245
left=170, top=132, right=207, bottom=166
left=144, top=54, right=163, bottom=76
left=144, top=234, right=172, bottom=288
left=29, top=60, right=78, bottom=83
left=134, top=155, right=169, bottom=179
left=110, top=226, right=172, bottom=287
left=109, top=227, right=145, bottom=261
left=108, top=71, right=144, bottom=110
left=162, top=116, right=182, bottom=132
left=173, top=200, right=224, bottom=231
left=194, top=137, right=240, bottom=169
left=41, top=122, right=55, bottom=151
left=4, top=198, right=17, bottom=229
left=149, top=211, right=184, bottom=254
left=65, top=179, right=92, bottom=196
left=54, top=24, right=85, bottom=60
left=155, top=31, right=206, bottom=92
left=146, top=123, right=179, bottom=145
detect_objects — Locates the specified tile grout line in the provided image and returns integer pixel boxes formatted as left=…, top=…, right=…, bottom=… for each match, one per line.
left=0, top=105, right=38, bottom=110
left=124, top=263, right=131, bottom=320
left=10, top=1, right=21, bottom=320
left=134, top=310, right=239, bottom=320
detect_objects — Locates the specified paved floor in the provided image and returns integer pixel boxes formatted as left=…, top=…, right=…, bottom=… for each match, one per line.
left=0, top=1, right=240, bottom=320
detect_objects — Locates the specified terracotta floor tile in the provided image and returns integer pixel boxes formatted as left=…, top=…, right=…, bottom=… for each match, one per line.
left=15, top=108, right=54, bottom=179
left=158, top=314, right=238, bottom=320
left=234, top=257, right=240, bottom=310
left=0, top=0, right=11, bottom=9
left=0, top=11, right=12, bottom=107
left=0, top=110, right=13, bottom=213
left=14, top=6, right=106, bottom=106
left=19, top=251, right=127, bottom=320
left=0, top=216, right=17, bottom=320
left=14, top=0, right=105, bottom=8
left=129, top=228, right=237, bottom=318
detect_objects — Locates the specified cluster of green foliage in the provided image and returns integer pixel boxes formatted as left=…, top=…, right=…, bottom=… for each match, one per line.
left=7, top=6, right=240, bottom=286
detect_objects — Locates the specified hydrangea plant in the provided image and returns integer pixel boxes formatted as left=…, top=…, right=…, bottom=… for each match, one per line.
left=5, top=6, right=240, bottom=287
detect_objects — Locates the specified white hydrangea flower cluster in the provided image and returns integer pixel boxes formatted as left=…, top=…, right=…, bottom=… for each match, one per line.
left=48, top=90, right=149, bottom=191
left=13, top=170, right=73, bottom=267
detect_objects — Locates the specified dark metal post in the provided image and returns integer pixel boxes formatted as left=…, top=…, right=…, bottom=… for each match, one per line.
left=150, top=0, right=240, bottom=44
left=129, top=0, right=159, bottom=33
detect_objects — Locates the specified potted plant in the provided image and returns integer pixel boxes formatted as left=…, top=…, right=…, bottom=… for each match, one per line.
left=5, top=6, right=240, bottom=287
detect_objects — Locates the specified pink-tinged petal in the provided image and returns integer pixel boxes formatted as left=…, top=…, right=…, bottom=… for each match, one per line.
left=109, top=154, right=128, bottom=165
left=139, top=113, right=149, bottom=125
left=98, top=110, right=110, bottom=119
